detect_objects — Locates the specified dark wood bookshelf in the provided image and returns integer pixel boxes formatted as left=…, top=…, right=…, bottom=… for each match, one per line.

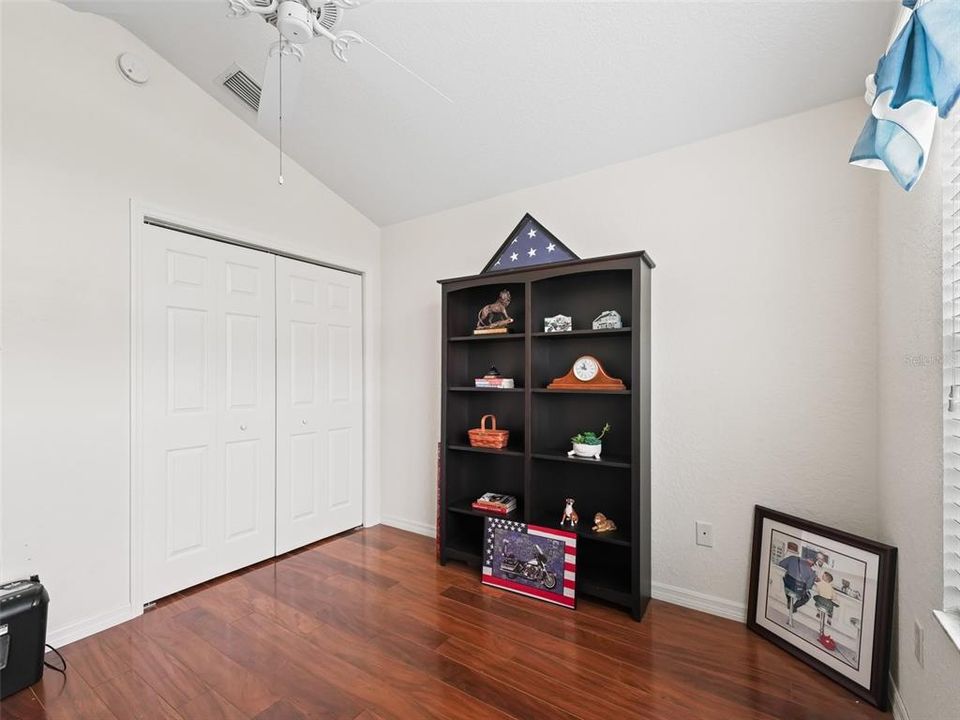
left=438, top=252, right=653, bottom=620
left=445, top=547, right=482, bottom=567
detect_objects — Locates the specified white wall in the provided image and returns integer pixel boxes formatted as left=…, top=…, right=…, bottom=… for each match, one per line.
left=380, top=99, right=881, bottom=611
left=0, top=0, right=381, bottom=644
left=877, top=133, right=960, bottom=720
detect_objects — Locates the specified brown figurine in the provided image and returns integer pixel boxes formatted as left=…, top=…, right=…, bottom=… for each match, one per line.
left=475, top=289, right=514, bottom=333
left=592, top=513, right=617, bottom=533
left=560, top=498, right=579, bottom=528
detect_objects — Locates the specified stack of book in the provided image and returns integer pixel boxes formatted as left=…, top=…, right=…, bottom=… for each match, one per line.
left=475, top=365, right=515, bottom=389
left=472, top=493, right=517, bottom=515
left=474, top=375, right=515, bottom=389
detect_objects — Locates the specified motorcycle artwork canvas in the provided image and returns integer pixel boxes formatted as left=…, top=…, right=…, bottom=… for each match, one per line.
left=500, top=541, right=558, bottom=589
left=481, top=517, right=577, bottom=609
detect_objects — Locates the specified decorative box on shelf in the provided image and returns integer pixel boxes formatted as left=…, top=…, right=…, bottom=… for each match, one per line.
left=592, top=310, right=623, bottom=330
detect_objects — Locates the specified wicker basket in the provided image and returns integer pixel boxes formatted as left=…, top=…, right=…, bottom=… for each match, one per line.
left=468, top=414, right=510, bottom=449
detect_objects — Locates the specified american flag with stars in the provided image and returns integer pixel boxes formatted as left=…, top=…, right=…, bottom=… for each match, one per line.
left=482, top=517, right=577, bottom=609
left=482, top=214, right=578, bottom=274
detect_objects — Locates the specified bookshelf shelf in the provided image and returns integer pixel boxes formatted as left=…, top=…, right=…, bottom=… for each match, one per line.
left=449, top=498, right=522, bottom=520
left=448, top=444, right=524, bottom=457
left=529, top=515, right=631, bottom=547
left=531, top=388, right=631, bottom=395
left=531, top=327, right=632, bottom=338
left=531, top=452, right=631, bottom=469
left=438, top=252, right=653, bottom=620
left=449, top=334, right=525, bottom=342
left=449, top=387, right=524, bottom=393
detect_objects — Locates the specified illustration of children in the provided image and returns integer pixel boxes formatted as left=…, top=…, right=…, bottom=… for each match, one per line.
left=814, top=570, right=836, bottom=626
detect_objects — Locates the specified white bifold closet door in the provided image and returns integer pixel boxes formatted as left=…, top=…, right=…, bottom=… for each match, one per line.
left=141, top=224, right=277, bottom=602
left=275, top=257, right=364, bottom=554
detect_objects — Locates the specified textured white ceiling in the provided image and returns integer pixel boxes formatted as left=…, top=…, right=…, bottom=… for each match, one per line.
left=64, top=0, right=896, bottom=225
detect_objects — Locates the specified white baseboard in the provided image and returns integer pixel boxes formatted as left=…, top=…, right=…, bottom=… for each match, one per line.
left=651, top=581, right=747, bottom=623
left=47, top=604, right=139, bottom=649
left=381, top=514, right=436, bottom=538
left=378, top=520, right=749, bottom=623
left=889, top=675, right=910, bottom=720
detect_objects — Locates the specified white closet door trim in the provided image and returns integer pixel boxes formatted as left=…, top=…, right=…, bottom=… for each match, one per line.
left=129, top=199, right=369, bottom=616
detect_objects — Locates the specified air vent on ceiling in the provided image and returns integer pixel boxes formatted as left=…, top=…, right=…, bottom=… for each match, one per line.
left=222, top=66, right=261, bottom=113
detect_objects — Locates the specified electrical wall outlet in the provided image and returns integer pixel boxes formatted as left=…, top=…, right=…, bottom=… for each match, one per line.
left=914, top=619, right=924, bottom=667
left=696, top=521, right=714, bottom=548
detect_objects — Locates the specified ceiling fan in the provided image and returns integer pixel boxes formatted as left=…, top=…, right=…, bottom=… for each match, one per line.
left=227, top=0, right=451, bottom=180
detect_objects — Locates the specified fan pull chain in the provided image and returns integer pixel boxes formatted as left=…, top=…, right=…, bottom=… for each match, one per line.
left=278, top=28, right=284, bottom=186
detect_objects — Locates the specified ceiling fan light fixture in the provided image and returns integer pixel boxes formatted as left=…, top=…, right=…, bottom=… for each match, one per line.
left=277, top=1, right=312, bottom=43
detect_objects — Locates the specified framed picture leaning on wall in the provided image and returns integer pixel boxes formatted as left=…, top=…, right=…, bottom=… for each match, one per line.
left=747, top=506, right=897, bottom=710
left=482, top=517, right=576, bottom=609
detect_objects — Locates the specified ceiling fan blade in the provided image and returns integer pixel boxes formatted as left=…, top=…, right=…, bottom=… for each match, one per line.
left=360, top=34, right=453, bottom=104
left=257, top=41, right=305, bottom=137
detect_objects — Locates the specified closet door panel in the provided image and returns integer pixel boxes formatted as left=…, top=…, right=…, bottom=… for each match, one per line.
left=276, top=257, right=363, bottom=553
left=216, top=243, right=276, bottom=570
left=142, top=226, right=276, bottom=602
left=143, top=228, right=220, bottom=600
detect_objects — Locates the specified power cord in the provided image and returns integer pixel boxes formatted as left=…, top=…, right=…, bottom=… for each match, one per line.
left=44, top=643, right=67, bottom=676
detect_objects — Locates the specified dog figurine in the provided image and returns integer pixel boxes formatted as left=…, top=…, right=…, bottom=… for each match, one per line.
left=591, top=513, right=617, bottom=533
left=476, top=289, right=514, bottom=328
left=560, top=498, right=579, bottom=528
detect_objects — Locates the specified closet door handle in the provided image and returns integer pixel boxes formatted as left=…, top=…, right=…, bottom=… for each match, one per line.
left=240, top=424, right=247, bottom=431
left=301, top=419, right=309, bottom=425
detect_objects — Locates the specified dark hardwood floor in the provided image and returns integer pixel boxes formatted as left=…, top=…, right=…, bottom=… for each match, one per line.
left=1, top=526, right=890, bottom=720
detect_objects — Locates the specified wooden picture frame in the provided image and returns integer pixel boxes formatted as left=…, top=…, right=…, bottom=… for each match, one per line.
left=747, top=506, right=897, bottom=710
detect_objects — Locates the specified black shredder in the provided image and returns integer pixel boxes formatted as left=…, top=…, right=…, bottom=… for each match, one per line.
left=0, top=576, right=49, bottom=699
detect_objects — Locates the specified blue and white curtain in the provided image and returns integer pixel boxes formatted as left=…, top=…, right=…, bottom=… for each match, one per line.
left=850, top=0, right=960, bottom=190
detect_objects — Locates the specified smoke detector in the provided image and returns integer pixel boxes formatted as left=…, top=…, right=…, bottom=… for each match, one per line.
left=117, top=52, right=149, bottom=85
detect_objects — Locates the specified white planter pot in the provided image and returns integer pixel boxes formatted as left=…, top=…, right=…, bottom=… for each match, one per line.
left=568, top=442, right=601, bottom=460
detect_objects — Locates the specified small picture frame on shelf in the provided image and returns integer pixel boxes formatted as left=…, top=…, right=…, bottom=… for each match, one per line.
left=543, top=314, right=572, bottom=333
left=747, top=506, right=896, bottom=709
left=592, top=310, right=622, bottom=330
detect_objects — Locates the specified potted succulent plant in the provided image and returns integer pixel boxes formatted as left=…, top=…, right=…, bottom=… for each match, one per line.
left=568, top=423, right=610, bottom=460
